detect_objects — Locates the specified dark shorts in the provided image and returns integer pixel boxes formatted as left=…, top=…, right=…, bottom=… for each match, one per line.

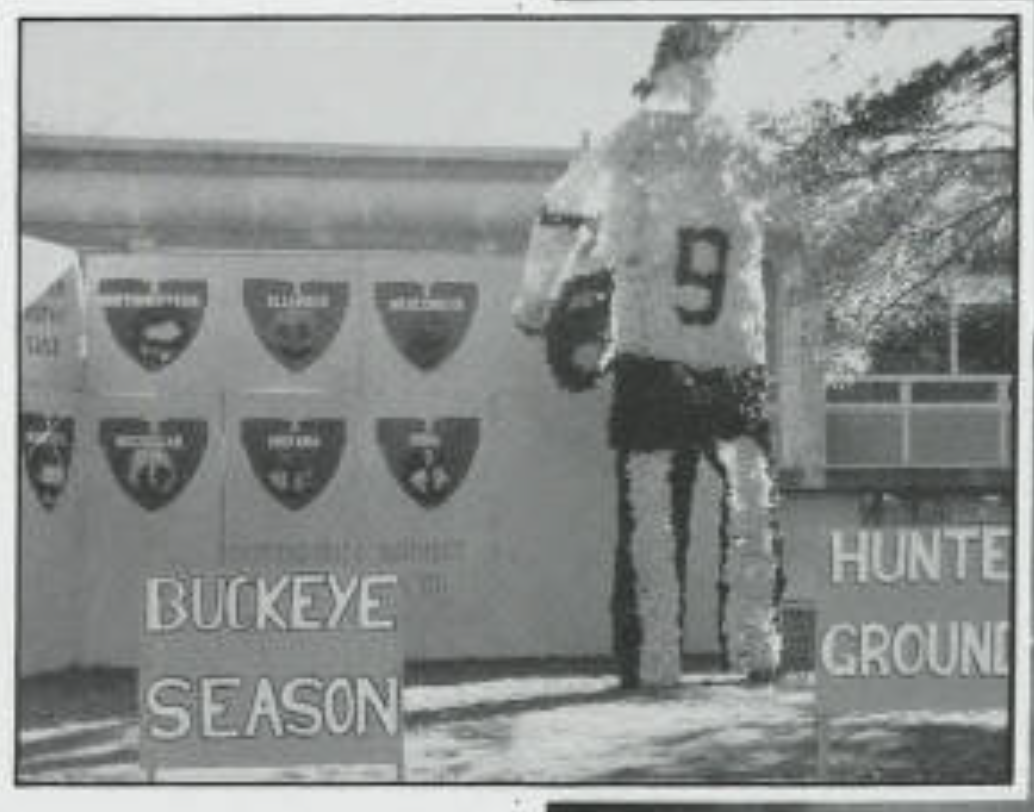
left=608, top=356, right=770, bottom=452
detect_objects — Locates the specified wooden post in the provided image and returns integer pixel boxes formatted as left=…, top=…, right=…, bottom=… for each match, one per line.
left=816, top=708, right=831, bottom=781
left=812, top=574, right=831, bottom=781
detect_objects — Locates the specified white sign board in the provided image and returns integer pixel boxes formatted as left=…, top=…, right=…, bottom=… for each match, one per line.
left=817, top=524, right=1011, bottom=714
left=139, top=568, right=404, bottom=775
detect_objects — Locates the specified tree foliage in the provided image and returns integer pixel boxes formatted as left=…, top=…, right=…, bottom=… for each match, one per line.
left=753, top=22, right=1016, bottom=377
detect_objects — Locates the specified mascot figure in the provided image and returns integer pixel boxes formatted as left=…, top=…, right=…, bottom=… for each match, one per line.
left=513, top=21, right=783, bottom=688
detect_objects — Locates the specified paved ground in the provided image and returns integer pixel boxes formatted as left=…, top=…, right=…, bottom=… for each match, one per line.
left=16, top=666, right=1010, bottom=784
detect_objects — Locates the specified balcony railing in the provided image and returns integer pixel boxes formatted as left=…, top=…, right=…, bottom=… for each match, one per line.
left=825, top=374, right=1013, bottom=469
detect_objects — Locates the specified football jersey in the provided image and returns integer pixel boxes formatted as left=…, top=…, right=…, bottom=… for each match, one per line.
left=590, top=110, right=767, bottom=371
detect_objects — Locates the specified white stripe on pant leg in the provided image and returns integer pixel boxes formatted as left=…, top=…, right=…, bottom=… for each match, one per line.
left=714, top=436, right=781, bottom=676
left=626, top=451, right=683, bottom=687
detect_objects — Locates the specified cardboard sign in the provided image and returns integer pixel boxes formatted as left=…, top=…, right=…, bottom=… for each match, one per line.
left=139, top=568, right=403, bottom=774
left=376, top=417, right=479, bottom=509
left=816, top=524, right=1011, bottom=714
left=243, top=279, right=349, bottom=372
left=374, top=281, right=477, bottom=371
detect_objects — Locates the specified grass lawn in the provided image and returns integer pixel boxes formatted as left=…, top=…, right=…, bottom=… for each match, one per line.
left=17, top=662, right=1010, bottom=784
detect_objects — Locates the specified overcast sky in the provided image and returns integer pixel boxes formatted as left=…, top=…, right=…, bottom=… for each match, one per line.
left=23, top=21, right=664, bottom=149
left=23, top=18, right=1005, bottom=150
left=20, top=18, right=1008, bottom=304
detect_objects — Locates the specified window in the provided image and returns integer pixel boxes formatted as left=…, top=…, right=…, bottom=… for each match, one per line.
left=864, top=290, right=1014, bottom=376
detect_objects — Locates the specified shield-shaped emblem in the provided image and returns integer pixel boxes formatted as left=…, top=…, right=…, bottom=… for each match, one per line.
left=21, top=412, right=75, bottom=511
left=240, top=418, right=346, bottom=511
left=243, top=279, right=349, bottom=371
left=377, top=417, right=479, bottom=508
left=99, top=279, right=208, bottom=371
left=674, top=227, right=730, bottom=326
left=375, top=282, right=478, bottom=370
left=99, top=418, right=208, bottom=511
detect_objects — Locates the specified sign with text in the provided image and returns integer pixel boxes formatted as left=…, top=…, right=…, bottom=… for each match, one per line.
left=816, top=524, right=1011, bottom=714
left=240, top=417, right=347, bottom=511
left=375, top=281, right=478, bottom=371
left=139, top=568, right=404, bottom=775
left=243, top=278, right=349, bottom=372
left=99, top=418, right=209, bottom=512
left=22, top=268, right=85, bottom=391
left=98, top=278, right=208, bottom=372
left=376, top=416, right=480, bottom=509
left=21, top=411, right=76, bottom=512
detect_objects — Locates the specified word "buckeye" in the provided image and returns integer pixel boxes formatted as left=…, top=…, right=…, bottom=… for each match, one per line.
left=145, top=572, right=398, bottom=633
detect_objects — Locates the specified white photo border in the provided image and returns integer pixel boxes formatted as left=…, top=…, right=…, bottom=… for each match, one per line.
left=2, top=0, right=1030, bottom=807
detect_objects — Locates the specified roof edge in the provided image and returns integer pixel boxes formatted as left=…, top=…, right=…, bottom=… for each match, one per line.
left=22, top=132, right=576, bottom=167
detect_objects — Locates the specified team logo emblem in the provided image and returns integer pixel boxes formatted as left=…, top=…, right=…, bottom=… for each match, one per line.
left=99, top=279, right=208, bottom=371
left=377, top=417, right=479, bottom=508
left=21, top=412, right=74, bottom=511
left=240, top=418, right=346, bottom=511
left=674, top=228, right=729, bottom=326
left=243, top=279, right=349, bottom=371
left=99, top=419, right=208, bottom=511
left=375, top=282, right=478, bottom=370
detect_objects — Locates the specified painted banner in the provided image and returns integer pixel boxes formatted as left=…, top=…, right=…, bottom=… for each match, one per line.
left=65, top=249, right=736, bottom=669
left=138, top=567, right=403, bottom=775
left=82, top=393, right=223, bottom=667
left=816, top=523, right=1011, bottom=713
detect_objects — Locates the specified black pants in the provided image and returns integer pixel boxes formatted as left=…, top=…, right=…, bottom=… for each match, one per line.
left=608, top=356, right=784, bottom=687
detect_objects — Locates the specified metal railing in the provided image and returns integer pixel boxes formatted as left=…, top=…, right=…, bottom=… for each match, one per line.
left=824, top=374, right=1013, bottom=469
